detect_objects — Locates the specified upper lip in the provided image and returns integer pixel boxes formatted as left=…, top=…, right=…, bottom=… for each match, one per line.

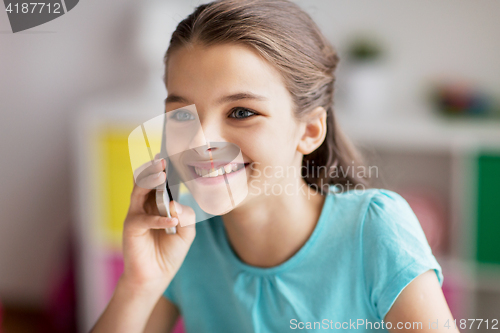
left=187, top=160, right=247, bottom=170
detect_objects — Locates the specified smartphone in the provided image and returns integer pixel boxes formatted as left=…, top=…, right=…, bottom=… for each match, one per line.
left=156, top=114, right=177, bottom=234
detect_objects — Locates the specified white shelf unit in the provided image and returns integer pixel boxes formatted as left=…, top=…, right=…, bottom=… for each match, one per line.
left=72, top=103, right=163, bottom=333
left=337, top=112, right=500, bottom=323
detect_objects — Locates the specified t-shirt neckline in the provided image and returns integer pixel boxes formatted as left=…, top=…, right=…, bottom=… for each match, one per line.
left=215, top=187, right=336, bottom=276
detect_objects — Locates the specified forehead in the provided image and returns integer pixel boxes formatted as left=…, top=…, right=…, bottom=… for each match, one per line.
left=165, top=43, right=290, bottom=105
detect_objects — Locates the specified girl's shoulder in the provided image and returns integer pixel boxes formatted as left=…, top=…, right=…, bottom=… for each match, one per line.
left=329, top=185, right=408, bottom=207
left=320, top=186, right=429, bottom=252
left=325, top=185, right=413, bottom=227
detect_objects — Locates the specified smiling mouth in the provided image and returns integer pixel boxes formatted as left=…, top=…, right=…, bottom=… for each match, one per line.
left=189, top=162, right=248, bottom=178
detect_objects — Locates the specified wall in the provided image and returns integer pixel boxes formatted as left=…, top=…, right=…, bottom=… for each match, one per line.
left=0, top=0, right=144, bottom=305
left=1, top=0, right=499, bottom=306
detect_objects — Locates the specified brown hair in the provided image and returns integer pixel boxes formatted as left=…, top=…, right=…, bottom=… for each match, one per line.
left=164, top=0, right=371, bottom=193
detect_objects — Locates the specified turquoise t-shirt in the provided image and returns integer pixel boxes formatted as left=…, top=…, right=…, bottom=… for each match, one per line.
left=163, top=186, right=443, bottom=332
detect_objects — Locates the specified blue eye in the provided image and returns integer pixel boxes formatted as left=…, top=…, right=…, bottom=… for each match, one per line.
left=170, top=110, right=195, bottom=122
left=229, top=107, right=257, bottom=119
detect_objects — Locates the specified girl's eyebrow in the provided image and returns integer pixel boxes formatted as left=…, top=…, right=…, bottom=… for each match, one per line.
left=165, top=92, right=269, bottom=105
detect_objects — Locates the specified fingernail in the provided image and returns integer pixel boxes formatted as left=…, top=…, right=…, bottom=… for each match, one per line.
left=171, top=217, right=178, bottom=225
left=155, top=171, right=164, bottom=178
left=174, top=201, right=183, bottom=214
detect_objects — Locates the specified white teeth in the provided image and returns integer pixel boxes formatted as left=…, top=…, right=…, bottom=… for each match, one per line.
left=193, top=163, right=245, bottom=178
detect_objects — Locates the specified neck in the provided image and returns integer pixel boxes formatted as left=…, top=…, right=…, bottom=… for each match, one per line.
left=221, top=177, right=326, bottom=268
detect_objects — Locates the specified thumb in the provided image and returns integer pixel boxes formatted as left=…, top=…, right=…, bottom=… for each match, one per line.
left=170, top=200, right=196, bottom=241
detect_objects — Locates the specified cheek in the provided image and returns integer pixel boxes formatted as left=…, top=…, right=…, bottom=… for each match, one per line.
left=232, top=120, right=298, bottom=167
left=231, top=129, right=266, bottom=162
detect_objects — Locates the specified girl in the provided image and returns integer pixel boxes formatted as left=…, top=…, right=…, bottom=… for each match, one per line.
left=92, top=0, right=458, bottom=332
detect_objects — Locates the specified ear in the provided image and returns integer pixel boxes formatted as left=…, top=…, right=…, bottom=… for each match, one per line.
left=297, top=106, right=327, bottom=155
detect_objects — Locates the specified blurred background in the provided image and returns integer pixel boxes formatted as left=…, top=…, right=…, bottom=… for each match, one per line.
left=1, top=0, right=499, bottom=332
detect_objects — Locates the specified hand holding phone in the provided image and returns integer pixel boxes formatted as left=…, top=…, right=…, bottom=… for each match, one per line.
left=121, top=165, right=196, bottom=293
left=156, top=180, right=176, bottom=234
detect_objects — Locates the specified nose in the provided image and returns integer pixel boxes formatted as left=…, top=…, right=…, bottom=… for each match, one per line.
left=199, top=115, right=224, bottom=147
left=192, top=143, right=218, bottom=159
left=199, top=145, right=217, bottom=156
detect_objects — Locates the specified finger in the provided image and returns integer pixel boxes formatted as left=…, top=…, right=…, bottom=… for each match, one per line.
left=143, top=189, right=160, bottom=216
left=133, top=158, right=162, bottom=180
left=170, top=201, right=197, bottom=227
left=135, top=158, right=166, bottom=188
left=169, top=200, right=182, bottom=218
left=136, top=170, right=166, bottom=190
left=127, top=213, right=179, bottom=231
left=169, top=201, right=196, bottom=240
left=130, top=172, right=166, bottom=211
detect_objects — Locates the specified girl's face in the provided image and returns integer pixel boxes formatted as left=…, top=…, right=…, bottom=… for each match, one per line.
left=165, top=43, right=310, bottom=209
